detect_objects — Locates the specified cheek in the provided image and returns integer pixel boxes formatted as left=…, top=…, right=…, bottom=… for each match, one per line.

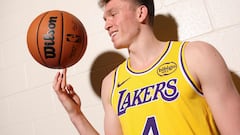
left=118, top=11, right=138, bottom=26
left=119, top=18, right=138, bottom=34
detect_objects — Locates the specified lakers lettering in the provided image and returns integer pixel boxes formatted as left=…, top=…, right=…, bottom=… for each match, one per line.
left=43, top=16, right=58, bottom=58
left=117, top=78, right=179, bottom=116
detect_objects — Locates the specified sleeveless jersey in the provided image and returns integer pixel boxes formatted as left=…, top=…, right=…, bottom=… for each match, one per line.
left=111, top=41, right=219, bottom=135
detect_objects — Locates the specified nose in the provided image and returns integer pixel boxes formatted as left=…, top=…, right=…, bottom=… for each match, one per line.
left=104, top=19, right=112, bottom=31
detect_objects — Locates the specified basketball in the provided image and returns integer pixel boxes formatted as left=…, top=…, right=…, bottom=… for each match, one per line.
left=27, top=10, right=87, bottom=69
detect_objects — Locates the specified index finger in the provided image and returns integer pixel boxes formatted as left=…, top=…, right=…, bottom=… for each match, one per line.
left=61, top=68, right=67, bottom=89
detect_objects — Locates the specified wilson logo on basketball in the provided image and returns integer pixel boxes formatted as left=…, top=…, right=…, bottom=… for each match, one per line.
left=43, top=16, right=57, bottom=59
left=157, top=62, right=177, bottom=76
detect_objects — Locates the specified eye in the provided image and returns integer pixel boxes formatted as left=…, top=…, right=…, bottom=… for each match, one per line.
left=111, top=13, right=116, bottom=17
left=111, top=11, right=118, bottom=17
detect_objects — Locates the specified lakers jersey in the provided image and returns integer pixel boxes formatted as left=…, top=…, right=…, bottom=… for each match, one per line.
left=111, top=41, right=219, bottom=135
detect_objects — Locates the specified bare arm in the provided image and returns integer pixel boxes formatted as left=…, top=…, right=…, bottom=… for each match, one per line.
left=185, top=41, right=240, bottom=135
left=101, top=71, right=123, bottom=135
left=52, top=69, right=99, bottom=135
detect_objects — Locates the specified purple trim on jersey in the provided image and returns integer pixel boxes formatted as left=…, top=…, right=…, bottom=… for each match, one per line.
left=126, top=41, right=171, bottom=74
left=111, top=68, right=119, bottom=105
left=180, top=43, right=203, bottom=95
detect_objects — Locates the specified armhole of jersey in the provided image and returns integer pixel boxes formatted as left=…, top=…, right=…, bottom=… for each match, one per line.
left=110, top=67, right=119, bottom=105
left=180, top=42, right=203, bottom=95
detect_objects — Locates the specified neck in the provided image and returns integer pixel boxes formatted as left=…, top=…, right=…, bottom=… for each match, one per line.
left=127, top=28, right=166, bottom=70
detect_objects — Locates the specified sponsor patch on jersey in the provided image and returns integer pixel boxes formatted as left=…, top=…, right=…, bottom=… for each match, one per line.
left=157, top=62, right=177, bottom=76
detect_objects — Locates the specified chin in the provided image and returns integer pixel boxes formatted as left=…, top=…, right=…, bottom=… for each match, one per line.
left=113, top=45, right=123, bottom=49
left=113, top=44, right=126, bottom=49
left=112, top=40, right=128, bottom=49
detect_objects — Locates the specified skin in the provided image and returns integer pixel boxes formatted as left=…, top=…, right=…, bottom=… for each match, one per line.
left=53, top=69, right=99, bottom=135
left=52, top=0, right=240, bottom=134
left=184, top=42, right=240, bottom=135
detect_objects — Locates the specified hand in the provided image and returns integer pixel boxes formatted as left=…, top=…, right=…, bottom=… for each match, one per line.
left=52, top=68, right=81, bottom=118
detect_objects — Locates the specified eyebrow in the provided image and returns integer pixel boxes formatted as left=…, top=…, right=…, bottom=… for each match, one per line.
left=103, top=8, right=115, bottom=20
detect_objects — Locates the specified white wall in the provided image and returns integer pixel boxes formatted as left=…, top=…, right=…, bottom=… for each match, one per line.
left=0, top=0, right=239, bottom=135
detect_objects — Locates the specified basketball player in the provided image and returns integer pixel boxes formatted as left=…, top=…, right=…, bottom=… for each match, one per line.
left=52, top=0, right=240, bottom=134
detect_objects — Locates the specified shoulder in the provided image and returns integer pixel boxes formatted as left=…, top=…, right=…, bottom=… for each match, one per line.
left=101, top=69, right=116, bottom=107
left=185, top=41, right=218, bottom=55
left=183, top=41, right=232, bottom=91
left=184, top=41, right=224, bottom=66
left=101, top=70, right=115, bottom=100
left=183, top=41, right=229, bottom=87
left=101, top=59, right=126, bottom=98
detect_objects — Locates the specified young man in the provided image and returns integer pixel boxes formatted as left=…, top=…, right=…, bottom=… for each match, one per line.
left=53, top=0, right=240, bottom=134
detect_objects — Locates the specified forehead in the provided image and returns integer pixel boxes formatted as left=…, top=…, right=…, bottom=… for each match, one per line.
left=105, top=0, right=124, bottom=11
left=103, top=0, right=134, bottom=15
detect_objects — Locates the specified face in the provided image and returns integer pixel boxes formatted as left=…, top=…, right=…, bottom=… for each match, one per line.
left=103, top=0, right=141, bottom=49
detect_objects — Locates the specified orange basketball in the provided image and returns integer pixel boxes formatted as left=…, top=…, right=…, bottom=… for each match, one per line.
left=27, top=10, right=87, bottom=69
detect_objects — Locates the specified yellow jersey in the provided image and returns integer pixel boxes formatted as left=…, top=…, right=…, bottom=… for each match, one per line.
left=111, top=41, right=219, bottom=135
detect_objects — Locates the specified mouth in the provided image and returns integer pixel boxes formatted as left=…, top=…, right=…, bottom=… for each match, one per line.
left=110, top=31, right=117, bottom=39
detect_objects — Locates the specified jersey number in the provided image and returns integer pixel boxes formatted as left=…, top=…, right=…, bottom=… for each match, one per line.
left=143, top=116, right=160, bottom=135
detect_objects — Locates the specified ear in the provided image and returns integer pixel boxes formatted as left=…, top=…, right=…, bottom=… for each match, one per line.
left=136, top=5, right=148, bottom=23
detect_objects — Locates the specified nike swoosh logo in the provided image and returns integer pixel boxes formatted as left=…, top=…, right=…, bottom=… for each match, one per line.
left=117, top=77, right=130, bottom=88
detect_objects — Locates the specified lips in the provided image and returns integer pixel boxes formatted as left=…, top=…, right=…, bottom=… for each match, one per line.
left=109, top=30, right=118, bottom=39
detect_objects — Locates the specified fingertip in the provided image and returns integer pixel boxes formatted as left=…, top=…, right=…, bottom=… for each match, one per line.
left=63, top=68, right=67, bottom=74
left=54, top=71, right=60, bottom=78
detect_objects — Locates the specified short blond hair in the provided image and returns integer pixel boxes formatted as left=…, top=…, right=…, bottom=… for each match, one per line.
left=98, top=0, right=155, bottom=26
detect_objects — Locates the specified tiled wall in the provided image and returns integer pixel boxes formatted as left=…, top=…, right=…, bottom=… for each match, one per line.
left=0, top=0, right=239, bottom=134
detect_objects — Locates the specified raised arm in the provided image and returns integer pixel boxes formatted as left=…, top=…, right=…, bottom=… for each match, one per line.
left=185, top=41, right=240, bottom=135
left=52, top=69, right=99, bottom=135
left=101, top=70, right=123, bottom=135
